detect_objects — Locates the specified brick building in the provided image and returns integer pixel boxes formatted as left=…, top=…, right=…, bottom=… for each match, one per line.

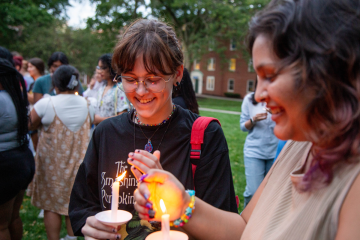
left=190, top=40, right=257, bottom=99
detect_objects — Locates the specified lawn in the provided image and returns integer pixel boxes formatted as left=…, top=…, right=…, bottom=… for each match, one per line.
left=20, top=98, right=247, bottom=239
left=197, top=96, right=242, bottom=112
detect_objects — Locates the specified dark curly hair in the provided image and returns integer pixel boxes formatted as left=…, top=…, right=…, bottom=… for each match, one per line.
left=99, top=53, right=116, bottom=80
left=247, top=0, right=360, bottom=191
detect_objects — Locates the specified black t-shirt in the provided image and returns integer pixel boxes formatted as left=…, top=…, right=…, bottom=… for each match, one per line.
left=69, top=106, right=238, bottom=238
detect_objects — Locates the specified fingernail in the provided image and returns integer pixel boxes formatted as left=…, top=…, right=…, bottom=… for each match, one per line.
left=136, top=149, right=141, bottom=153
left=139, top=174, right=148, bottom=182
left=145, top=202, right=153, bottom=209
left=130, top=152, right=134, bottom=156
left=144, top=193, right=150, bottom=200
left=113, top=228, right=116, bottom=233
left=116, top=234, right=121, bottom=240
left=148, top=209, right=155, bottom=218
left=129, top=158, right=133, bottom=161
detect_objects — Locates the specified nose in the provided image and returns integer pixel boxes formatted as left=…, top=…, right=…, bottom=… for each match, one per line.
left=254, top=77, right=270, bottom=103
left=135, top=80, right=148, bottom=95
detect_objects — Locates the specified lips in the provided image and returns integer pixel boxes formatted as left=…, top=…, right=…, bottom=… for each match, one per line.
left=269, top=106, right=285, bottom=121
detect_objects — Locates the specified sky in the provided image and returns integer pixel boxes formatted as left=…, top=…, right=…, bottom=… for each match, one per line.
left=66, top=0, right=96, bottom=28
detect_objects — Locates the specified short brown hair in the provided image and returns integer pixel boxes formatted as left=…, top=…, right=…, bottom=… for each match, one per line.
left=112, top=19, right=183, bottom=76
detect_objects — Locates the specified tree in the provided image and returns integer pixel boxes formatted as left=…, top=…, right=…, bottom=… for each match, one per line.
left=86, top=0, right=271, bottom=70
left=0, top=0, right=69, bottom=46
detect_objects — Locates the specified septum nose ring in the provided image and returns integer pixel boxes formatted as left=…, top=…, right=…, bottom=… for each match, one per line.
left=259, top=92, right=268, bottom=102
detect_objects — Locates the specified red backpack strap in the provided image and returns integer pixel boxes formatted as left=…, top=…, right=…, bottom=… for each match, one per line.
left=190, top=117, right=221, bottom=183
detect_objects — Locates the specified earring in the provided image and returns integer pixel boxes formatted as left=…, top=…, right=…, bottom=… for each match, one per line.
left=174, top=81, right=181, bottom=91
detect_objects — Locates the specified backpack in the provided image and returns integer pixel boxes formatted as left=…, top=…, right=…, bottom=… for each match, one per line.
left=190, top=116, right=239, bottom=208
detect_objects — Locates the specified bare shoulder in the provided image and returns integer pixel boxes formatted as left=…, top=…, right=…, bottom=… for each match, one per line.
left=335, top=170, right=360, bottom=240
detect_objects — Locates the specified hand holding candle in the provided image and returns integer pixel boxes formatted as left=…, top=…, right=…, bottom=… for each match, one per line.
left=111, top=171, right=127, bottom=221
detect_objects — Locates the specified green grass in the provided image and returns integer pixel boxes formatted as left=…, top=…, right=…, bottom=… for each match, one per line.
left=197, top=97, right=242, bottom=112
left=20, top=99, right=247, bottom=238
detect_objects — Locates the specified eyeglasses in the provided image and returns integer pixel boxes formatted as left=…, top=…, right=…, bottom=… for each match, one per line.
left=113, top=75, right=172, bottom=93
left=96, top=65, right=108, bottom=70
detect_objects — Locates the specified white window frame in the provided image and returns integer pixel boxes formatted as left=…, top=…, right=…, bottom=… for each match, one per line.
left=208, top=39, right=215, bottom=51
left=247, top=79, right=255, bottom=93
left=228, top=79, right=234, bottom=92
left=230, top=39, right=236, bottom=51
left=207, top=58, right=215, bottom=71
left=248, top=59, right=255, bottom=72
left=206, top=76, right=215, bottom=91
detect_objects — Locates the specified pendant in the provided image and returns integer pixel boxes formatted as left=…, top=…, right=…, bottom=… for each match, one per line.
left=145, top=140, right=153, bottom=152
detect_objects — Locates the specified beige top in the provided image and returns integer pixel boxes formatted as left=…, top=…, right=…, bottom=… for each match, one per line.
left=241, top=141, right=360, bottom=240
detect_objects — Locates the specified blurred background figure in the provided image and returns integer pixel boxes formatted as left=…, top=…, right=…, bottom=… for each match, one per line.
left=94, top=53, right=129, bottom=125
left=32, top=52, right=84, bottom=104
left=0, top=55, right=35, bottom=240
left=240, top=81, right=278, bottom=208
left=28, top=65, right=94, bottom=240
left=27, top=58, right=45, bottom=104
left=83, top=69, right=103, bottom=104
left=172, top=68, right=199, bottom=114
left=20, top=59, right=34, bottom=91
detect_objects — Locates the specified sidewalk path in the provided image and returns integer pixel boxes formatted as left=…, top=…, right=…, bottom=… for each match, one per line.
left=199, top=107, right=241, bottom=115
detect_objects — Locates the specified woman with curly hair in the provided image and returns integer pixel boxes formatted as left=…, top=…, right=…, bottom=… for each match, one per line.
left=134, top=0, right=360, bottom=239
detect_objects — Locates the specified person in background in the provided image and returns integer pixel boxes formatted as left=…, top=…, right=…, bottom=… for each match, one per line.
left=83, top=70, right=103, bottom=101
left=20, top=59, right=34, bottom=91
left=29, top=65, right=94, bottom=240
left=0, top=57, right=35, bottom=240
left=240, top=81, right=278, bottom=207
left=32, top=52, right=84, bottom=103
left=134, top=0, right=360, bottom=239
left=172, top=68, right=199, bottom=114
left=274, top=140, right=287, bottom=162
left=93, top=53, right=129, bottom=125
left=27, top=58, right=45, bottom=104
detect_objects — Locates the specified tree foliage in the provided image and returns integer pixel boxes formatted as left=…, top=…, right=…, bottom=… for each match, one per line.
left=86, top=0, right=271, bottom=69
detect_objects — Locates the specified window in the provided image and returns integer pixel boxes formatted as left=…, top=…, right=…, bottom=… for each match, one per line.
left=230, top=39, right=236, bottom=51
left=209, top=40, right=215, bottom=51
left=247, top=80, right=255, bottom=93
left=228, top=79, right=234, bottom=92
left=194, top=60, right=200, bottom=70
left=206, top=76, right=215, bottom=91
left=248, top=59, right=255, bottom=72
left=229, top=58, right=236, bottom=71
left=207, top=58, right=216, bottom=71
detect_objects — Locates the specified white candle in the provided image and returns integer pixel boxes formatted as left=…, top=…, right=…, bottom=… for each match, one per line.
left=160, top=199, right=170, bottom=240
left=111, top=171, right=127, bottom=222
left=111, top=180, right=119, bottom=221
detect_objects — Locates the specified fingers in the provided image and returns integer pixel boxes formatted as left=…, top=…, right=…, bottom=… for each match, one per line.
left=134, top=189, right=152, bottom=221
left=131, top=165, right=143, bottom=180
left=127, top=150, right=162, bottom=173
left=82, top=216, right=121, bottom=240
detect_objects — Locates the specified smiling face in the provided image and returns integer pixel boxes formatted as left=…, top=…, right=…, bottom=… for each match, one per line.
left=252, top=34, right=313, bottom=141
left=98, top=60, right=111, bottom=81
left=124, top=56, right=183, bottom=125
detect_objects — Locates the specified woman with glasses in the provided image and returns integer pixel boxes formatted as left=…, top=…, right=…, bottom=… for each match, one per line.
left=133, top=0, right=360, bottom=239
left=93, top=53, right=129, bottom=125
left=69, top=19, right=238, bottom=240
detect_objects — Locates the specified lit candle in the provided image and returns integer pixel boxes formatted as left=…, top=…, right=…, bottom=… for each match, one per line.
left=160, top=199, right=170, bottom=240
left=75, top=92, right=78, bottom=95
left=111, top=171, right=127, bottom=221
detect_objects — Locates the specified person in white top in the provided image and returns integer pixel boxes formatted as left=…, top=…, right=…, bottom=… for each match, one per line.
left=29, top=65, right=94, bottom=240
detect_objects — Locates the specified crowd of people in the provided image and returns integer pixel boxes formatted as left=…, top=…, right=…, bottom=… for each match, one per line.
left=1, top=0, right=360, bottom=239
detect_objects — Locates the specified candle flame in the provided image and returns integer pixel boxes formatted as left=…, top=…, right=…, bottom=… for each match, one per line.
left=160, top=199, right=166, bottom=213
left=75, top=92, right=78, bottom=95
left=116, top=171, right=127, bottom=182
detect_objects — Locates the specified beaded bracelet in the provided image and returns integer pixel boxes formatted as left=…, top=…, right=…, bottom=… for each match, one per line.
left=170, top=190, right=195, bottom=228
